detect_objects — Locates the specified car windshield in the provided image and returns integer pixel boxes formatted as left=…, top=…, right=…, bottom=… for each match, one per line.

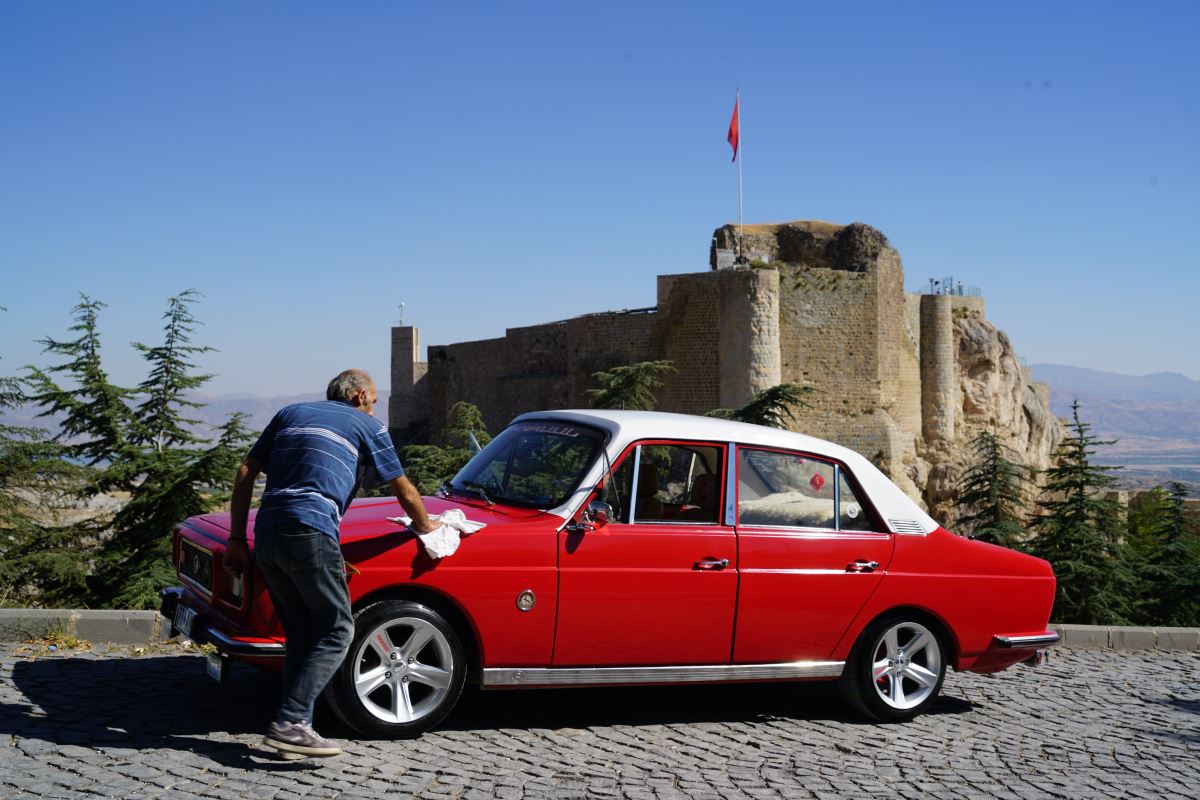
left=449, top=420, right=606, bottom=509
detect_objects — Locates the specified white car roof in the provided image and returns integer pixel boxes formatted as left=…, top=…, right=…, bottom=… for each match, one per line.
left=513, top=409, right=939, bottom=535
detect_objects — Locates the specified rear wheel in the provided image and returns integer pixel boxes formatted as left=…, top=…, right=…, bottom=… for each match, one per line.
left=327, top=600, right=466, bottom=738
left=839, top=613, right=946, bottom=722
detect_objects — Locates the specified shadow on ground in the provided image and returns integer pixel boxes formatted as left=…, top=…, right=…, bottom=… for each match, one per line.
left=4, top=651, right=975, bottom=756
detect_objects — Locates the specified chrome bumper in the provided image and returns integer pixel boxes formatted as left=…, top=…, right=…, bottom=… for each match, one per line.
left=159, top=586, right=285, bottom=658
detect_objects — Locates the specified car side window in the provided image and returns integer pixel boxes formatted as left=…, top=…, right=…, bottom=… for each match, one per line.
left=604, top=443, right=724, bottom=524
left=838, top=471, right=874, bottom=531
left=738, top=448, right=836, bottom=528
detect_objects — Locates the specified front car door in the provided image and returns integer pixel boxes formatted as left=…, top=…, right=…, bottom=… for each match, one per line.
left=553, top=440, right=737, bottom=666
left=732, top=445, right=895, bottom=663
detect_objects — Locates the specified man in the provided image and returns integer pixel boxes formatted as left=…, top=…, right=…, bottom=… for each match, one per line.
left=223, top=369, right=436, bottom=758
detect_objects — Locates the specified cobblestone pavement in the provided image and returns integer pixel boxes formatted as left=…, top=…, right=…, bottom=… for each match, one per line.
left=0, top=643, right=1197, bottom=799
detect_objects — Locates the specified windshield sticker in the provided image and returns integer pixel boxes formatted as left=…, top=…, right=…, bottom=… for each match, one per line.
left=513, top=423, right=581, bottom=437
left=846, top=505, right=860, bottom=518
left=810, top=473, right=825, bottom=491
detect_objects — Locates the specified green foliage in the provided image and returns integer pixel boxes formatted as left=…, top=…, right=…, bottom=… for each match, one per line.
left=0, top=375, right=94, bottom=607
left=130, top=289, right=213, bottom=453
left=1027, top=401, right=1132, bottom=625
left=402, top=444, right=473, bottom=496
left=23, top=295, right=135, bottom=484
left=94, top=413, right=254, bottom=609
left=399, top=402, right=492, bottom=496
left=1125, top=483, right=1200, bottom=626
left=586, top=360, right=674, bottom=411
left=955, top=429, right=1034, bottom=549
left=6, top=292, right=254, bottom=609
left=441, top=401, right=492, bottom=450
left=706, top=383, right=813, bottom=428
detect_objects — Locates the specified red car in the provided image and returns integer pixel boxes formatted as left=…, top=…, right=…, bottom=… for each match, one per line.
left=161, top=410, right=1058, bottom=737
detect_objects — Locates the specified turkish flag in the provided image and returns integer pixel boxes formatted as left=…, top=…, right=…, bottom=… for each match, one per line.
left=727, top=95, right=739, bottom=162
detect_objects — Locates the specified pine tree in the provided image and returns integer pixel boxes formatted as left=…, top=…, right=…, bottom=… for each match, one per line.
left=24, top=295, right=134, bottom=476
left=586, top=360, right=674, bottom=411
left=130, top=289, right=213, bottom=453
left=1126, top=483, right=1200, bottom=627
left=954, top=429, right=1034, bottom=548
left=1027, top=400, right=1131, bottom=624
left=706, top=383, right=814, bottom=428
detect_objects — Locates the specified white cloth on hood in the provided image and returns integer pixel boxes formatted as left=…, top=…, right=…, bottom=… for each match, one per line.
left=387, top=508, right=487, bottom=559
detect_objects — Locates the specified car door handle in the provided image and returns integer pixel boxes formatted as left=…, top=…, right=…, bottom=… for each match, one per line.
left=846, top=560, right=879, bottom=573
left=693, top=558, right=730, bottom=571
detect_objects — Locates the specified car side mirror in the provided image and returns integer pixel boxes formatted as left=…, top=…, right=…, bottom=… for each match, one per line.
left=583, top=501, right=613, bottom=529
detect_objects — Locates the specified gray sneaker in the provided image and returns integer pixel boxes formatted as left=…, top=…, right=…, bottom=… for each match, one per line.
left=264, top=719, right=342, bottom=758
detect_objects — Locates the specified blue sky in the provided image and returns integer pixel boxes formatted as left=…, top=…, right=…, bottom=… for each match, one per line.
left=2, top=1, right=1197, bottom=397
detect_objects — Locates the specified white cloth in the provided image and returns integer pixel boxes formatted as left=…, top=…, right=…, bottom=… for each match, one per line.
left=387, top=508, right=487, bottom=559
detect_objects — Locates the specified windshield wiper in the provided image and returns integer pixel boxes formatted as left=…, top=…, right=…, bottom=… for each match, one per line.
left=461, top=480, right=496, bottom=506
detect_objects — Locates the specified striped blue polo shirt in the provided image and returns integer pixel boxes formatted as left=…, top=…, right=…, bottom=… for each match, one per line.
left=249, top=400, right=405, bottom=540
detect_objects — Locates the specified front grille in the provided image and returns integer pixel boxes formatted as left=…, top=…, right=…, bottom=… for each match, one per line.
left=180, top=540, right=213, bottom=591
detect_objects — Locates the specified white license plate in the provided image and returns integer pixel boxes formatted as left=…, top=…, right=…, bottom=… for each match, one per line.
left=174, top=605, right=197, bottom=639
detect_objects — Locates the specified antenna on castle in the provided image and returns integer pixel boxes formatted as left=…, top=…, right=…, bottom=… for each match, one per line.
left=398, top=302, right=405, bottom=326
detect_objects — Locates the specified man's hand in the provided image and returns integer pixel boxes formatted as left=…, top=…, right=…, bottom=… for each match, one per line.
left=390, top=475, right=438, bottom=533
left=224, top=539, right=250, bottom=575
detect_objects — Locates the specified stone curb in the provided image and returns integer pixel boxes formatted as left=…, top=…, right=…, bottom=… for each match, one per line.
left=0, top=609, right=173, bottom=646
left=1050, top=623, right=1200, bottom=651
left=1, top=610, right=1198, bottom=651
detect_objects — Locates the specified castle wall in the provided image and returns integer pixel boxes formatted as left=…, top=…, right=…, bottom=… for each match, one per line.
left=654, top=274, right=722, bottom=415
left=777, top=264, right=882, bottom=427
left=419, top=310, right=661, bottom=439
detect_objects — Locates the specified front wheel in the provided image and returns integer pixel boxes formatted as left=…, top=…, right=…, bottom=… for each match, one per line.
left=327, top=600, right=466, bottom=738
left=839, top=614, right=946, bottom=723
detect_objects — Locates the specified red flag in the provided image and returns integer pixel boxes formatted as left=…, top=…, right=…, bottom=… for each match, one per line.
left=727, top=95, right=740, bottom=162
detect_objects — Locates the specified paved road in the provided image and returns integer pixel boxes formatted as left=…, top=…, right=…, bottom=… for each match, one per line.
left=1, top=642, right=1197, bottom=799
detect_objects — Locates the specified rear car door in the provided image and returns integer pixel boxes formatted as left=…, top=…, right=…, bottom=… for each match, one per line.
left=732, top=446, right=895, bottom=663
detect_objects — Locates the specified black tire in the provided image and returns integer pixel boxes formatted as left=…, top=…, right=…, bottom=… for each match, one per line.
left=838, top=612, right=947, bottom=723
left=326, top=600, right=466, bottom=738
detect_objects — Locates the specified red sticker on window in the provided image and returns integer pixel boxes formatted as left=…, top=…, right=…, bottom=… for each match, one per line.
left=810, top=474, right=825, bottom=491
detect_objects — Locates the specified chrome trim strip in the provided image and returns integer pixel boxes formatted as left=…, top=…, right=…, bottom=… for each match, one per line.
left=481, top=660, right=845, bottom=687
left=629, top=446, right=642, bottom=524
left=204, top=627, right=287, bottom=657
left=724, top=442, right=737, bottom=526
left=994, top=632, right=1061, bottom=648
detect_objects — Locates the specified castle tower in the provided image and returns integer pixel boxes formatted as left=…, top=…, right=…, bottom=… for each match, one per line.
left=717, top=268, right=781, bottom=408
left=389, top=325, right=428, bottom=432
left=919, top=294, right=956, bottom=442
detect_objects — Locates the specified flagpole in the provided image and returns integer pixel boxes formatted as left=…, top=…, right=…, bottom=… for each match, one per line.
left=737, top=88, right=744, bottom=263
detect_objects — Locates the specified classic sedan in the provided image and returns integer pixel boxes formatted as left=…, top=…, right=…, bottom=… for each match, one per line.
left=161, top=410, right=1058, bottom=737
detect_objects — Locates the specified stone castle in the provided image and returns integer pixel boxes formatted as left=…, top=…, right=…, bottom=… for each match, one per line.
left=389, top=220, right=1062, bottom=519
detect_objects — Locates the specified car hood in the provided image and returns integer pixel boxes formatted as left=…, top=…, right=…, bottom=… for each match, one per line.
left=193, top=494, right=557, bottom=539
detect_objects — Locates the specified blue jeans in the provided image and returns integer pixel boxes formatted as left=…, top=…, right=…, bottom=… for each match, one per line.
left=254, top=526, right=354, bottom=725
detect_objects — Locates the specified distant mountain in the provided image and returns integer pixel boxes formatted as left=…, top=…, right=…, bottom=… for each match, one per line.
left=1031, top=364, right=1200, bottom=404
left=1031, top=364, right=1200, bottom=440
left=1030, top=364, right=1200, bottom=490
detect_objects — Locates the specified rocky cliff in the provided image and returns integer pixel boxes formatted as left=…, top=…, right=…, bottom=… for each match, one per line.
left=919, top=312, right=1062, bottom=523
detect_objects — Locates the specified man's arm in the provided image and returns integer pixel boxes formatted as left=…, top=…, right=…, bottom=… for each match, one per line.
left=389, top=474, right=437, bottom=533
left=223, top=456, right=264, bottom=574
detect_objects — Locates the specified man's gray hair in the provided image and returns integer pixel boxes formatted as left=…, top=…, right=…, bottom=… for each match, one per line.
left=327, top=369, right=374, bottom=403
